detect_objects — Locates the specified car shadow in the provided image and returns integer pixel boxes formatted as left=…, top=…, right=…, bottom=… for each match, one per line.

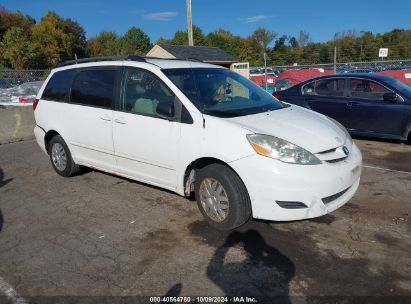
left=206, top=229, right=294, bottom=303
left=0, top=209, right=3, bottom=233
left=0, top=168, right=11, bottom=234
left=352, top=135, right=403, bottom=144
left=0, top=168, right=13, bottom=188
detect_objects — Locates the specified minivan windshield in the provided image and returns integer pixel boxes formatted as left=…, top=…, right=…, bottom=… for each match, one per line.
left=162, top=68, right=284, bottom=117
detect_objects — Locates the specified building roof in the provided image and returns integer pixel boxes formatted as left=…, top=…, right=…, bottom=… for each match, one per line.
left=145, top=58, right=222, bottom=69
left=157, top=44, right=238, bottom=63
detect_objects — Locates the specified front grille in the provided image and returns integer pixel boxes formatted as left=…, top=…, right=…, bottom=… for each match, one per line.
left=322, top=187, right=350, bottom=204
left=276, top=201, right=308, bottom=209
left=318, top=148, right=337, bottom=154
left=326, top=157, right=347, bottom=163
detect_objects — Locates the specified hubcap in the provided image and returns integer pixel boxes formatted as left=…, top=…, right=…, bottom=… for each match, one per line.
left=199, top=178, right=229, bottom=222
left=51, top=143, right=67, bottom=172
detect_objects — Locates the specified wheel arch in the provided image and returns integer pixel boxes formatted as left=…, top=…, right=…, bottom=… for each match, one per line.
left=182, top=156, right=248, bottom=198
left=44, top=130, right=60, bottom=154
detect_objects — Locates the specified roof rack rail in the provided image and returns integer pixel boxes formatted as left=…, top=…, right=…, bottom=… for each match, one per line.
left=144, top=56, right=203, bottom=63
left=56, top=55, right=146, bottom=67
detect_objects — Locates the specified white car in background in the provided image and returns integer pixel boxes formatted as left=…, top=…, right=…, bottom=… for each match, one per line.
left=33, top=56, right=362, bottom=230
left=0, top=81, right=44, bottom=106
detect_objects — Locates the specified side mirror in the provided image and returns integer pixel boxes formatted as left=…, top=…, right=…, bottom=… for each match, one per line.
left=156, top=102, right=174, bottom=120
left=383, top=92, right=399, bottom=102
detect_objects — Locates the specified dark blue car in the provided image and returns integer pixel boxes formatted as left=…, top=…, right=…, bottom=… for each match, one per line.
left=274, top=73, right=411, bottom=141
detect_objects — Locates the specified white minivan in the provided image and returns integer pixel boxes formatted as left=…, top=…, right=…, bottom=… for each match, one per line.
left=34, top=56, right=362, bottom=230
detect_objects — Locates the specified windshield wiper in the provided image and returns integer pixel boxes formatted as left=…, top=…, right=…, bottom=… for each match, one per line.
left=202, top=109, right=241, bottom=118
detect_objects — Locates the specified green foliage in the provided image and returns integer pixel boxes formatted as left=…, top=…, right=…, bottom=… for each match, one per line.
left=164, top=25, right=207, bottom=46
left=31, top=11, right=88, bottom=66
left=94, top=31, right=119, bottom=56
left=118, top=27, right=151, bottom=55
left=0, top=5, right=410, bottom=69
left=1, top=27, right=35, bottom=68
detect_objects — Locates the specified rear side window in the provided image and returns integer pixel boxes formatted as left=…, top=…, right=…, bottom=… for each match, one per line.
left=70, top=69, right=116, bottom=109
left=303, top=78, right=345, bottom=97
left=42, top=69, right=74, bottom=101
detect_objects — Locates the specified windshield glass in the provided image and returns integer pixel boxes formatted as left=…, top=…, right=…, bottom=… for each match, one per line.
left=162, top=68, right=284, bottom=117
left=386, top=77, right=411, bottom=98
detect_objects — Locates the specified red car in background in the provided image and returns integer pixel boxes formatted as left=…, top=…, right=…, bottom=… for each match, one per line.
left=376, top=70, right=411, bottom=87
left=274, top=68, right=333, bottom=91
left=249, top=74, right=277, bottom=87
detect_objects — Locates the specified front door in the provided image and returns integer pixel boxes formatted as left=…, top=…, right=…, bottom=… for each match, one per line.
left=113, top=67, right=180, bottom=189
left=346, top=78, right=406, bottom=136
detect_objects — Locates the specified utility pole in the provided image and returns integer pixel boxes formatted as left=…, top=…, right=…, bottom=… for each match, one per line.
left=186, top=0, right=193, bottom=46
left=264, top=52, right=267, bottom=91
left=333, top=46, right=337, bottom=74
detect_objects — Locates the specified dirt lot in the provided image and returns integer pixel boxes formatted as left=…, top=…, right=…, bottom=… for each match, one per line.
left=0, top=138, right=410, bottom=303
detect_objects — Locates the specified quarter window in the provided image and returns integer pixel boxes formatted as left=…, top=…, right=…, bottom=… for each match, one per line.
left=42, top=69, right=75, bottom=102
left=349, top=79, right=390, bottom=100
left=70, top=70, right=116, bottom=109
left=121, top=69, right=176, bottom=117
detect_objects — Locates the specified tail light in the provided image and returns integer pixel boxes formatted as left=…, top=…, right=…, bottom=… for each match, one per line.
left=19, top=97, right=29, bottom=103
left=33, top=98, right=39, bottom=111
left=273, top=93, right=282, bottom=101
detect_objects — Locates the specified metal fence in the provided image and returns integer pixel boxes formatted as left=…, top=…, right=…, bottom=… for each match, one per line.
left=1, top=58, right=411, bottom=89
left=0, top=69, right=50, bottom=89
left=269, top=59, right=411, bottom=74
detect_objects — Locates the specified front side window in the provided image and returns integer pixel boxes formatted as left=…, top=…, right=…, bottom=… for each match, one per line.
left=42, top=69, right=75, bottom=102
left=162, top=68, right=283, bottom=117
left=70, top=69, right=116, bottom=109
left=121, top=68, right=176, bottom=117
left=349, top=79, right=390, bottom=100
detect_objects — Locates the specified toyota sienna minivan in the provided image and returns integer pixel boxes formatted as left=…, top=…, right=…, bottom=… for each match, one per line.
left=33, top=56, right=362, bottom=230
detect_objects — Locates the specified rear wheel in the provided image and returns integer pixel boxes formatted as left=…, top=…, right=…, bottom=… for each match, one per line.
left=48, top=135, right=79, bottom=177
left=195, top=163, right=251, bottom=230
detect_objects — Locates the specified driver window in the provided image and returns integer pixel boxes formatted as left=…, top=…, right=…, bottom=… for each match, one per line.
left=122, top=68, right=176, bottom=117
left=349, top=79, right=390, bottom=100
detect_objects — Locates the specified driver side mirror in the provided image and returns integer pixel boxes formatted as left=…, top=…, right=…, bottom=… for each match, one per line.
left=383, top=92, right=400, bottom=102
left=156, top=102, right=174, bottom=120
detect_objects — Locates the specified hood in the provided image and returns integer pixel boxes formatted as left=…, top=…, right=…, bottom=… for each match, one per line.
left=225, top=105, right=347, bottom=153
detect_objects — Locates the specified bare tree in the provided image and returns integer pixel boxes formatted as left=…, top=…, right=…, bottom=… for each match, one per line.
left=298, top=30, right=311, bottom=47
left=251, top=27, right=277, bottom=51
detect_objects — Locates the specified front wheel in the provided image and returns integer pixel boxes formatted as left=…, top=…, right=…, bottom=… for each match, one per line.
left=195, top=163, right=251, bottom=230
left=48, top=135, right=80, bottom=177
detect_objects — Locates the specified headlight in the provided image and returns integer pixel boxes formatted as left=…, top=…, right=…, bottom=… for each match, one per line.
left=247, top=134, right=321, bottom=165
left=327, top=117, right=352, bottom=145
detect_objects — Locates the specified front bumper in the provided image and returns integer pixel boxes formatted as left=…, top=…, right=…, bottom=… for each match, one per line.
left=230, top=143, right=362, bottom=221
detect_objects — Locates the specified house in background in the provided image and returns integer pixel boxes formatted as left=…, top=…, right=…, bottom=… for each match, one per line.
left=146, top=44, right=238, bottom=68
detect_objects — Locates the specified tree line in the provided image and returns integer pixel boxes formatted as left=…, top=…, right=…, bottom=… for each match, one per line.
left=1, top=7, right=410, bottom=69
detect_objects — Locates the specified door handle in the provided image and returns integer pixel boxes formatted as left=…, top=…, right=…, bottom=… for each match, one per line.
left=347, top=102, right=360, bottom=107
left=114, top=117, right=127, bottom=124
left=99, top=114, right=111, bottom=121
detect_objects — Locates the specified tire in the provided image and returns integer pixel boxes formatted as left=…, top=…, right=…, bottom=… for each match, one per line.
left=195, top=163, right=251, bottom=231
left=48, top=135, right=80, bottom=177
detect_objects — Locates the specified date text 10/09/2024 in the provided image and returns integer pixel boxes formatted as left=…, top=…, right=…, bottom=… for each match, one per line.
left=150, top=296, right=258, bottom=303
